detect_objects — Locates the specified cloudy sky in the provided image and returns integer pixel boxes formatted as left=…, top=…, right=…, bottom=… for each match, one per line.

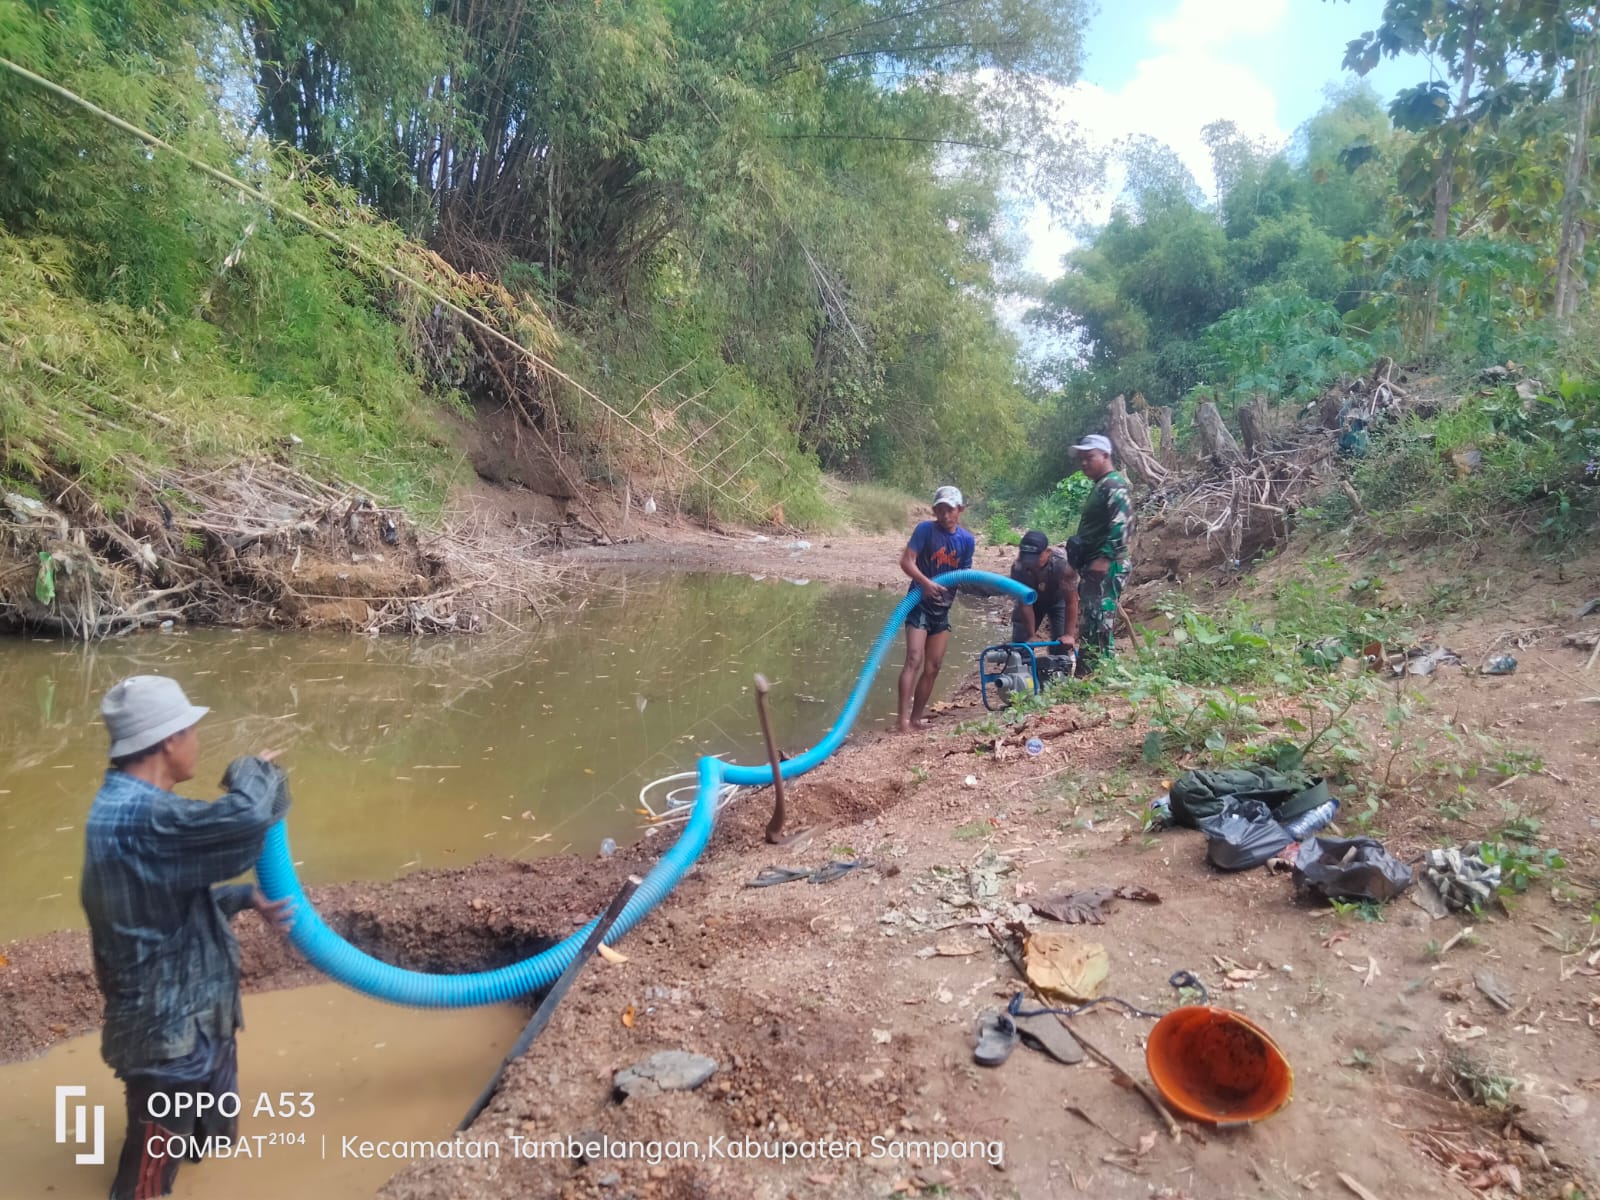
left=1020, top=0, right=1418, bottom=275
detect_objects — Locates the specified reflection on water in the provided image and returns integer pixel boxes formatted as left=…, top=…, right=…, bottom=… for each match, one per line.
left=0, top=984, right=525, bottom=1199
left=0, top=572, right=1000, bottom=938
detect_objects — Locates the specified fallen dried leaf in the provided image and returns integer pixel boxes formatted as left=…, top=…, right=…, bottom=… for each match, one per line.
left=1031, top=885, right=1162, bottom=925
left=1474, top=969, right=1514, bottom=1012
left=0, top=953, right=8, bottom=969
left=1136, top=1131, right=1158, bottom=1156
left=1322, top=931, right=1350, bottom=949
left=620, top=1004, right=636, bottom=1029
left=1443, top=1011, right=1488, bottom=1043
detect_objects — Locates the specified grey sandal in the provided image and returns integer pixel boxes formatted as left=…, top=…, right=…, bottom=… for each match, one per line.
left=973, top=1011, right=1019, bottom=1067
left=1011, top=1012, right=1084, bottom=1064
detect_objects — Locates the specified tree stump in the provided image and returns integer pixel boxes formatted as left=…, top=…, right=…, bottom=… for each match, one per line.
left=1195, top=399, right=1243, bottom=465
left=1129, top=411, right=1157, bottom=458
left=1106, top=395, right=1169, bottom=486
left=1153, top=406, right=1174, bottom=463
left=1237, top=396, right=1269, bottom=459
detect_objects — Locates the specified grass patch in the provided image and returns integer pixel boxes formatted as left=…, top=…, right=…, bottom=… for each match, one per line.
left=829, top=479, right=920, bottom=533
left=1445, top=1049, right=1519, bottom=1111
left=952, top=819, right=991, bottom=841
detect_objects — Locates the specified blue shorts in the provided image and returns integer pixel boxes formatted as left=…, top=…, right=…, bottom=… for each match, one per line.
left=905, top=602, right=952, bottom=636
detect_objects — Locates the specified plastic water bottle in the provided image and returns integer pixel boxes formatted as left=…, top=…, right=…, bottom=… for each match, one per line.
left=1025, top=737, right=1044, bottom=757
left=1281, top=800, right=1339, bottom=841
left=599, top=837, right=617, bottom=857
left=1483, top=653, right=1517, bottom=676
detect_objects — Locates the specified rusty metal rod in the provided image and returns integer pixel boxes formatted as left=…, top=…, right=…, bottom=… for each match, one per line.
left=753, top=673, right=808, bottom=845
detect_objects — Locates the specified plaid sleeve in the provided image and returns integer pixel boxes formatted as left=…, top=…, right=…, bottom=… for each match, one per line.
left=212, top=883, right=256, bottom=918
left=148, top=759, right=290, bottom=888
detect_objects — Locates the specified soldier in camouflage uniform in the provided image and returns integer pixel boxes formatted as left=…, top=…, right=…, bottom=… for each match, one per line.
left=1068, top=435, right=1132, bottom=671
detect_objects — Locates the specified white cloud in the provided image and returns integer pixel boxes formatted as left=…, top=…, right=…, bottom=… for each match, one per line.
left=1018, top=2, right=1290, bottom=277
left=1150, top=0, right=1288, bottom=50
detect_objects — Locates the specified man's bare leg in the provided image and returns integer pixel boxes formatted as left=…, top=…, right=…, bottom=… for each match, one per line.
left=909, top=629, right=950, bottom=728
left=898, top=625, right=928, bottom=732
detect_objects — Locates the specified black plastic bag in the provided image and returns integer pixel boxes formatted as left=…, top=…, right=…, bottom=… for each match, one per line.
left=1292, top=836, right=1413, bottom=902
left=1198, top=799, right=1293, bottom=872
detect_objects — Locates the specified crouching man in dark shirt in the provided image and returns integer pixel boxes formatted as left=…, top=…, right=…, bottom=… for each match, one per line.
left=81, top=675, right=294, bottom=1199
left=1008, top=529, right=1079, bottom=648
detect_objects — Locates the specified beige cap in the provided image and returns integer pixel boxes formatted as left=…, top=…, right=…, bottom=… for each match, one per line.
left=102, top=676, right=209, bottom=759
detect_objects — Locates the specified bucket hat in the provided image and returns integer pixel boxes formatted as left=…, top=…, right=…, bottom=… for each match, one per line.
left=102, top=675, right=209, bottom=759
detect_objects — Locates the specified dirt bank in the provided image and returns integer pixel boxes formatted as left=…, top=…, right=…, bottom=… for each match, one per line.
left=387, top=597, right=1600, bottom=1200
left=4, top=541, right=1598, bottom=1200
left=557, top=522, right=915, bottom=589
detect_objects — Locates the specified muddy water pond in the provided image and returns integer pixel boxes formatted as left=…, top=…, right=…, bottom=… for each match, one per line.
left=1, top=572, right=1000, bottom=939
left=0, top=984, right=525, bottom=1198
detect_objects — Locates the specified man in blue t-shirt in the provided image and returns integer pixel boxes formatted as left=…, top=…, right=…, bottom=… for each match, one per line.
left=897, top=485, right=975, bottom=732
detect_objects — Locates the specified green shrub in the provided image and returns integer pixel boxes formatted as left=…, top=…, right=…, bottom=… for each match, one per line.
left=1026, top=474, right=1092, bottom=539
left=1348, top=378, right=1600, bottom=549
left=985, top=512, right=1020, bottom=545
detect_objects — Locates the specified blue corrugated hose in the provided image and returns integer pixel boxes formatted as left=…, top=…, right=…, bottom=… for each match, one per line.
left=254, top=569, right=1036, bottom=1006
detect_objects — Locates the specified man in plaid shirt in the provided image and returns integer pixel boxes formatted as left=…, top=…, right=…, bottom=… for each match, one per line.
left=81, top=676, right=294, bottom=1199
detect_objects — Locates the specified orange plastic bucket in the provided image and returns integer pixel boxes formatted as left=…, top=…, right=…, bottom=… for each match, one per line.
left=1145, top=1006, right=1293, bottom=1125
